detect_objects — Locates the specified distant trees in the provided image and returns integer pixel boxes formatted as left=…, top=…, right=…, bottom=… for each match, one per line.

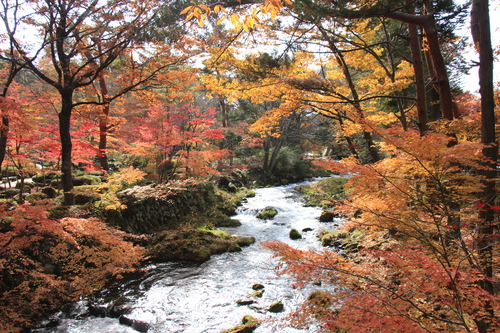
left=0, top=0, right=191, bottom=204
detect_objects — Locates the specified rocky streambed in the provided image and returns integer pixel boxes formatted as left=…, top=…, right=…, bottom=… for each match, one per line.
left=33, top=179, right=342, bottom=333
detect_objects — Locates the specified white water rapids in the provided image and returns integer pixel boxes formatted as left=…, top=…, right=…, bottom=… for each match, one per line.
left=33, top=179, right=342, bottom=333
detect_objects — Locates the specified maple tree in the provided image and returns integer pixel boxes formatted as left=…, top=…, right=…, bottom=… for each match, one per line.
left=180, top=1, right=500, bottom=332
left=266, top=119, right=500, bottom=332
left=0, top=201, right=144, bottom=332
left=0, top=0, right=194, bottom=204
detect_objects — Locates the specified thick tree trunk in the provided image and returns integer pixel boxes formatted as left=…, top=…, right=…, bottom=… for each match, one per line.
left=405, top=6, right=428, bottom=134
left=384, top=11, right=458, bottom=120
left=96, top=69, right=110, bottom=171
left=59, top=93, right=74, bottom=205
left=98, top=117, right=109, bottom=171
left=471, top=0, right=497, bottom=331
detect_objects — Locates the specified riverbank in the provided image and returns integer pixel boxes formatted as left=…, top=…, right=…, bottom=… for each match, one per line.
left=31, top=178, right=332, bottom=333
left=0, top=173, right=258, bottom=333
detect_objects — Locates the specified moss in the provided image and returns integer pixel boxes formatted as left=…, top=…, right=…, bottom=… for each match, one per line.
left=256, top=207, right=278, bottom=220
left=319, top=210, right=336, bottom=222
left=251, top=283, right=264, bottom=290
left=249, top=290, right=264, bottom=297
left=242, top=315, right=258, bottom=325
left=319, top=229, right=364, bottom=254
left=268, top=301, right=284, bottom=313
left=296, top=177, right=348, bottom=207
left=289, top=229, right=302, bottom=240
left=146, top=229, right=255, bottom=263
left=221, top=315, right=260, bottom=333
left=25, top=192, right=49, bottom=203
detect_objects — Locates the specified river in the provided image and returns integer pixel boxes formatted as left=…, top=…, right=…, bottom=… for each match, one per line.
left=33, top=179, right=342, bottom=333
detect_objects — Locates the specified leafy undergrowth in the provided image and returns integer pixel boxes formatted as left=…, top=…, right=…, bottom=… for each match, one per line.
left=0, top=201, right=145, bottom=333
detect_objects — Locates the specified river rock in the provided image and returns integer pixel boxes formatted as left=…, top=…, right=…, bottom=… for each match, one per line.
left=146, top=229, right=255, bottom=263
left=242, top=315, right=259, bottom=325
left=221, top=314, right=260, bottom=333
left=256, top=207, right=278, bottom=220
left=251, top=283, right=264, bottom=290
left=236, top=298, right=256, bottom=305
left=289, top=229, right=302, bottom=240
left=119, top=315, right=149, bottom=333
left=319, top=210, right=336, bottom=222
left=302, top=227, right=313, bottom=232
left=268, top=301, right=284, bottom=313
left=249, top=290, right=264, bottom=298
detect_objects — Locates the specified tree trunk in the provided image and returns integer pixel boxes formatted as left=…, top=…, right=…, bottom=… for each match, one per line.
left=59, top=92, right=74, bottom=205
left=405, top=2, right=428, bottom=135
left=471, top=0, right=497, bottom=331
left=98, top=116, right=109, bottom=171
left=97, top=73, right=110, bottom=171
left=326, top=34, right=379, bottom=162
left=384, top=10, right=458, bottom=120
left=0, top=116, right=9, bottom=171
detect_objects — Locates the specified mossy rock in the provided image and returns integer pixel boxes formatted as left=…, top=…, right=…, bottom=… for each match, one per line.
left=72, top=176, right=99, bottom=186
left=236, top=299, right=255, bottom=306
left=221, top=325, right=257, bottom=333
left=319, top=229, right=364, bottom=254
left=289, top=229, right=302, bottom=240
left=41, top=187, right=58, bottom=198
left=319, top=210, right=336, bottom=222
left=256, top=207, right=278, bottom=220
left=0, top=216, right=13, bottom=232
left=214, top=217, right=242, bottom=228
left=249, top=290, right=264, bottom=298
left=297, top=177, right=348, bottom=207
left=242, top=315, right=258, bottom=325
left=251, top=283, right=264, bottom=290
left=221, top=315, right=260, bottom=333
left=31, top=172, right=59, bottom=185
left=268, top=301, right=284, bottom=313
left=25, top=192, right=49, bottom=203
left=146, top=230, right=255, bottom=263
left=72, top=187, right=101, bottom=204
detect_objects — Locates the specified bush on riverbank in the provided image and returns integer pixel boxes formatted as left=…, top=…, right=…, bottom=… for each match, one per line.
left=0, top=202, right=145, bottom=333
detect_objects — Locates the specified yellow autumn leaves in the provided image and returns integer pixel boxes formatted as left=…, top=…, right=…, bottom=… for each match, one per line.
left=181, top=0, right=291, bottom=31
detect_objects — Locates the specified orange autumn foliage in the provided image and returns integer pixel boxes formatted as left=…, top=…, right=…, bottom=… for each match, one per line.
left=265, top=123, right=500, bottom=332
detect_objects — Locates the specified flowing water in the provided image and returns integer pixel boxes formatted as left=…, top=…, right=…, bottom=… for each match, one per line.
left=33, top=179, right=342, bottom=333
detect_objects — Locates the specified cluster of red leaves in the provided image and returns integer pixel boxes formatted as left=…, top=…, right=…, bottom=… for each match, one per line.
left=0, top=201, right=144, bottom=332
left=264, top=241, right=500, bottom=332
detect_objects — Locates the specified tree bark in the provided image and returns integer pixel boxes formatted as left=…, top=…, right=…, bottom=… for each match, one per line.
left=405, top=0, right=428, bottom=135
left=471, top=0, right=497, bottom=331
left=97, top=76, right=110, bottom=171
left=59, top=92, right=75, bottom=205
left=384, top=11, right=458, bottom=120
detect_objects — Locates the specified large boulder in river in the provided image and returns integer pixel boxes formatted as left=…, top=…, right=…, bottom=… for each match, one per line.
left=146, top=229, right=255, bottom=263
left=319, top=210, right=336, bottom=222
left=256, top=207, right=278, bottom=220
